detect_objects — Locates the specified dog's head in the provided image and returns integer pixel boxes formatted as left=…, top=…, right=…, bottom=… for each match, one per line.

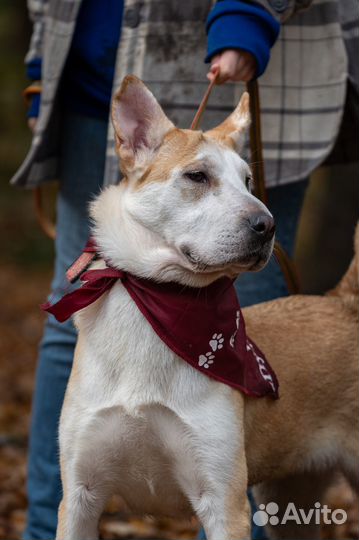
left=91, top=76, right=275, bottom=287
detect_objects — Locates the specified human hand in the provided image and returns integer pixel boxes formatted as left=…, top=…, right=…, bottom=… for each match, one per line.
left=207, top=49, right=257, bottom=84
left=28, top=117, right=37, bottom=132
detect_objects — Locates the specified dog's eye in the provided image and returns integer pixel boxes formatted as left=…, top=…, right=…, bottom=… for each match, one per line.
left=245, top=175, right=253, bottom=191
left=184, top=171, right=208, bottom=184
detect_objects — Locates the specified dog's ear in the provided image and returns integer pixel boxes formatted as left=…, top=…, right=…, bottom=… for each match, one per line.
left=111, top=75, right=174, bottom=173
left=205, top=92, right=250, bottom=153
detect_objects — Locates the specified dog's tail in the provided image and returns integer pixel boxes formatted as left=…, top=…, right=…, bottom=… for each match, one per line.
left=326, top=223, right=359, bottom=313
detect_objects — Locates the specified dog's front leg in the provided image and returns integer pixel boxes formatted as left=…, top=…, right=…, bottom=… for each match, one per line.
left=170, top=393, right=251, bottom=540
left=56, top=457, right=110, bottom=540
left=195, top=485, right=250, bottom=540
left=194, top=449, right=251, bottom=540
left=56, top=488, right=106, bottom=540
left=56, top=407, right=118, bottom=540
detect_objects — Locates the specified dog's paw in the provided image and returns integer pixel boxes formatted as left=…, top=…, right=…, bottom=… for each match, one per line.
left=198, top=352, right=215, bottom=368
left=209, top=333, right=224, bottom=352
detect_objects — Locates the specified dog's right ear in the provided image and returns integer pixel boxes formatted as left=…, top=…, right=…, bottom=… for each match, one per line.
left=205, top=92, right=250, bottom=153
left=111, top=75, right=174, bottom=174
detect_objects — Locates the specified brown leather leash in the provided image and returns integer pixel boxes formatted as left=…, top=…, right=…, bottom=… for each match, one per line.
left=245, top=80, right=300, bottom=294
left=33, top=186, right=56, bottom=240
left=34, top=72, right=300, bottom=293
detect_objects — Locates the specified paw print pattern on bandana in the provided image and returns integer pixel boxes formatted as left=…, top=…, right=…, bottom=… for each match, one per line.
left=198, top=352, right=215, bottom=368
left=209, top=333, right=224, bottom=351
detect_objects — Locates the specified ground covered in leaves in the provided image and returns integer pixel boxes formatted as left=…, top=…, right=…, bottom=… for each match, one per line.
left=0, top=265, right=358, bottom=540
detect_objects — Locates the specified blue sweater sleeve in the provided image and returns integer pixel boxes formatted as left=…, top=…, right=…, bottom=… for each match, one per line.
left=26, top=57, right=42, bottom=81
left=205, top=1, right=280, bottom=78
left=26, top=57, right=42, bottom=118
left=27, top=92, right=41, bottom=118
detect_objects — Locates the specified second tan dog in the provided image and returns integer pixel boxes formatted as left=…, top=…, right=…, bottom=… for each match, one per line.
left=243, top=227, right=359, bottom=538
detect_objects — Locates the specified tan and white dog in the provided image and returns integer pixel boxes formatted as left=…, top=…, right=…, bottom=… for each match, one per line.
left=56, top=76, right=359, bottom=540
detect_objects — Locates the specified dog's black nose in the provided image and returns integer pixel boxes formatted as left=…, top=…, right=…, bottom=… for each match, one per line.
left=247, top=213, right=275, bottom=241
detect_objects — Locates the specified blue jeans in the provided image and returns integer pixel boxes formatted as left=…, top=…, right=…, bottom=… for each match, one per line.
left=24, top=111, right=307, bottom=539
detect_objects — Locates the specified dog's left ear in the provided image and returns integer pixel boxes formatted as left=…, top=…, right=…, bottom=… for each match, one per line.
left=111, top=75, right=174, bottom=173
left=205, top=92, right=250, bottom=153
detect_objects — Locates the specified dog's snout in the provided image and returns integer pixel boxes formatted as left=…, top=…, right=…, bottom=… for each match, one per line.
left=247, top=213, right=275, bottom=241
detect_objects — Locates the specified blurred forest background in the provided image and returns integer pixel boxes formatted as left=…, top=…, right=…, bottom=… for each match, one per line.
left=0, top=1, right=358, bottom=539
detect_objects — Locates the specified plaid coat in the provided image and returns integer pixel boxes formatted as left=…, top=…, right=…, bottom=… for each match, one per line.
left=12, top=0, right=359, bottom=189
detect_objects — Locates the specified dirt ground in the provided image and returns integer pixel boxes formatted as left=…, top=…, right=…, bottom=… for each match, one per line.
left=0, top=264, right=358, bottom=540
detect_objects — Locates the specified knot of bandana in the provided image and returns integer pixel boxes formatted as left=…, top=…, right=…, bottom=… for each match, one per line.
left=42, top=243, right=279, bottom=399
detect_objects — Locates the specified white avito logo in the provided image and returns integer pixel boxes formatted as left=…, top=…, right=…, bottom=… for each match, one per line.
left=253, top=501, right=347, bottom=527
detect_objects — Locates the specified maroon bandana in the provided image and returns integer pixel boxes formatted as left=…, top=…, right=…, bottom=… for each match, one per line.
left=42, top=253, right=279, bottom=399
